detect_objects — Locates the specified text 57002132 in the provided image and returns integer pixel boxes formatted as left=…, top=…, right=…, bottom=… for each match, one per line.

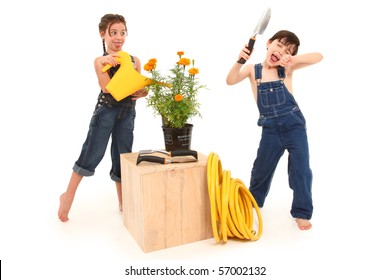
left=218, top=266, right=266, bottom=276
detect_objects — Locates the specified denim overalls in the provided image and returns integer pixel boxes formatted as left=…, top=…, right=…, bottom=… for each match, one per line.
left=73, top=53, right=137, bottom=182
left=249, top=63, right=313, bottom=220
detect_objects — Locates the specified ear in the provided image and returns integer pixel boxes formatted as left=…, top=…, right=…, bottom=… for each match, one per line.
left=100, top=31, right=105, bottom=39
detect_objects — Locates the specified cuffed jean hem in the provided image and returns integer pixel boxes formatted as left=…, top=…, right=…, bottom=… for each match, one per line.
left=110, top=172, right=121, bottom=182
left=73, top=163, right=94, bottom=177
left=291, top=213, right=312, bottom=220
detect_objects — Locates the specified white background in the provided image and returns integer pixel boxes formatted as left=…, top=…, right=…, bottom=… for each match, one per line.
left=1, top=0, right=389, bottom=279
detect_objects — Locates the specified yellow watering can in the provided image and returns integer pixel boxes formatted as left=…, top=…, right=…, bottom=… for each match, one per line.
left=101, top=51, right=153, bottom=101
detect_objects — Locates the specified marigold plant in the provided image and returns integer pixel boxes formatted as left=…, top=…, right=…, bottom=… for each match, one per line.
left=143, top=51, right=206, bottom=129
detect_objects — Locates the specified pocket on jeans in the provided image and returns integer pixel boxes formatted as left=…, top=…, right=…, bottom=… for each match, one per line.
left=91, top=104, right=106, bottom=124
left=259, top=87, right=286, bottom=108
left=291, top=111, right=306, bottom=128
left=257, top=116, right=271, bottom=127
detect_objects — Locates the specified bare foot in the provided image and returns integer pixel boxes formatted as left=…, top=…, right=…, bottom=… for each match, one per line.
left=58, top=192, right=75, bottom=222
left=296, top=218, right=312, bottom=230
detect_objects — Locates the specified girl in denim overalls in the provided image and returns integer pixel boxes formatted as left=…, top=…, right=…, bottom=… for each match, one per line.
left=227, top=30, right=322, bottom=230
left=58, top=14, right=148, bottom=222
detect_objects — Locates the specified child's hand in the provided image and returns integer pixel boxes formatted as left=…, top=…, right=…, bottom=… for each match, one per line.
left=280, top=54, right=291, bottom=68
left=99, top=54, right=120, bottom=68
left=131, top=88, right=148, bottom=100
left=237, top=45, right=252, bottom=62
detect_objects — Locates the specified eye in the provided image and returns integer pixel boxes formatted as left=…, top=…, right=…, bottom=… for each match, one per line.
left=120, top=31, right=128, bottom=37
left=110, top=31, right=117, bottom=36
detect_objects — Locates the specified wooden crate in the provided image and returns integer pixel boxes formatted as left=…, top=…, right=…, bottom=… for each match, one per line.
left=120, top=152, right=213, bottom=252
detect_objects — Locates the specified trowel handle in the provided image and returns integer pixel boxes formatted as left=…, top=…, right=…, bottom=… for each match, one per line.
left=237, top=37, right=256, bottom=64
left=170, top=149, right=198, bottom=159
left=136, top=155, right=165, bottom=165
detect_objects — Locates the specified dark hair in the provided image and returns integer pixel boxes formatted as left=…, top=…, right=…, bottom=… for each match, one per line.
left=98, top=14, right=127, bottom=53
left=269, top=30, right=300, bottom=55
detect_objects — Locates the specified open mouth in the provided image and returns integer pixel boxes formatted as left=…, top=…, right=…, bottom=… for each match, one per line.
left=271, top=54, right=280, bottom=63
left=112, top=41, right=123, bottom=49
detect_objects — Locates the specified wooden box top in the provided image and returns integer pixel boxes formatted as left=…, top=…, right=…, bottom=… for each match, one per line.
left=121, top=152, right=208, bottom=175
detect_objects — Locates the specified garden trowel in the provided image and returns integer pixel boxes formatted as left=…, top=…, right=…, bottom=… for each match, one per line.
left=237, top=7, right=271, bottom=64
left=136, top=154, right=198, bottom=165
left=138, top=149, right=198, bottom=159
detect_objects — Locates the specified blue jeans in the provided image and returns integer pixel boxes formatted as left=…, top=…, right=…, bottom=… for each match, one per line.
left=73, top=98, right=136, bottom=182
left=249, top=110, right=313, bottom=219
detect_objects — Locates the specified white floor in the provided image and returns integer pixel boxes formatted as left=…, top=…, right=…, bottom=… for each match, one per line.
left=1, top=146, right=389, bottom=280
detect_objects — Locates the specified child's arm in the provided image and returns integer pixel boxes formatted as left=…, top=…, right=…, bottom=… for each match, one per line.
left=226, top=63, right=253, bottom=85
left=282, top=53, right=323, bottom=71
left=133, top=56, right=142, bottom=73
left=226, top=45, right=254, bottom=85
left=94, top=54, right=119, bottom=93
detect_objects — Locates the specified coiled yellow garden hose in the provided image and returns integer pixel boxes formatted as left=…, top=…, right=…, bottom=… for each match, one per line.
left=207, top=152, right=263, bottom=243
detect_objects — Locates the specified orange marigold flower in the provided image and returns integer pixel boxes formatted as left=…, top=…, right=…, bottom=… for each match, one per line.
left=143, top=63, right=155, bottom=71
left=177, top=58, right=191, bottom=66
left=188, top=68, right=199, bottom=75
left=177, top=51, right=184, bottom=56
left=143, top=59, right=157, bottom=71
left=174, top=94, right=183, bottom=102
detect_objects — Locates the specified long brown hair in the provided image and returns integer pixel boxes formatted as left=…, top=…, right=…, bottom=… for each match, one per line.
left=98, top=14, right=127, bottom=53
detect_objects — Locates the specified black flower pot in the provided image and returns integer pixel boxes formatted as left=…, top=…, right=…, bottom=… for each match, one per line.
left=162, top=124, right=193, bottom=151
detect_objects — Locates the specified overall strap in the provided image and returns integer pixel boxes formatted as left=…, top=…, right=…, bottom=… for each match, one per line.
left=277, top=66, right=285, bottom=79
left=255, top=64, right=285, bottom=80
left=254, top=63, right=262, bottom=80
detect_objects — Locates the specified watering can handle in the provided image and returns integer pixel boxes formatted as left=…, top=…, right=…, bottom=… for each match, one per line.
left=101, top=57, right=122, bottom=72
